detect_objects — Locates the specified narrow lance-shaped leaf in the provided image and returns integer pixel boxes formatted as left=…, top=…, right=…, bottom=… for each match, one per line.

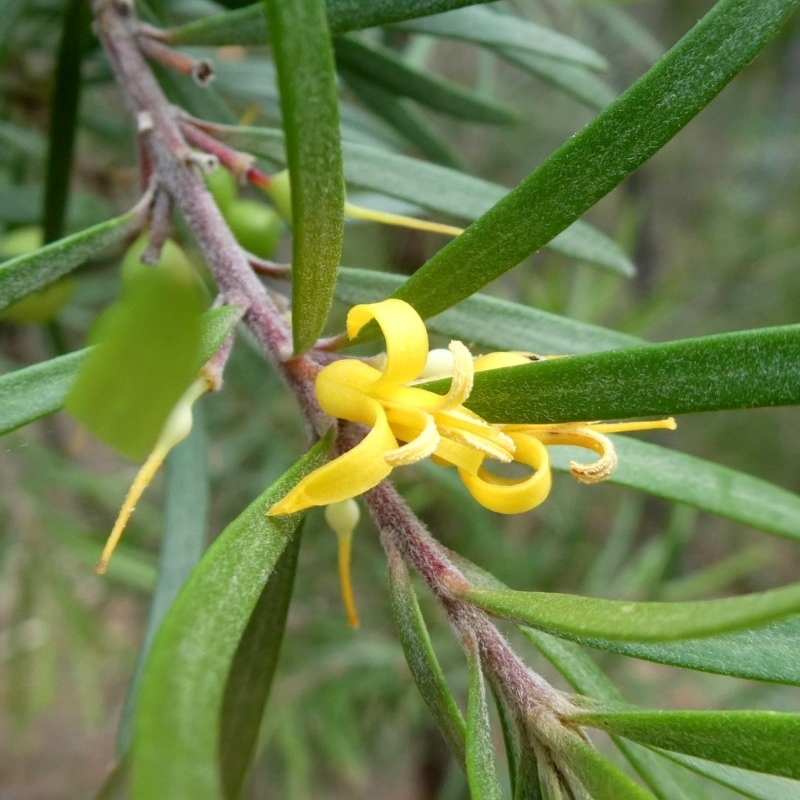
left=0, top=204, right=146, bottom=311
left=387, top=0, right=800, bottom=319
left=219, top=516, right=305, bottom=800
left=42, top=0, right=90, bottom=243
left=132, top=437, right=331, bottom=800
left=425, top=325, right=800, bottom=423
left=165, top=0, right=497, bottom=47
left=465, top=639, right=504, bottom=800
left=0, top=306, right=241, bottom=438
left=550, top=734, right=658, bottom=800
left=264, top=0, right=344, bottom=354
left=461, top=580, right=800, bottom=642
left=656, top=749, right=800, bottom=800
left=393, top=6, right=608, bottom=71
left=116, top=407, right=210, bottom=755
left=334, top=35, right=516, bottom=124
left=570, top=709, right=800, bottom=780
left=387, top=549, right=466, bottom=768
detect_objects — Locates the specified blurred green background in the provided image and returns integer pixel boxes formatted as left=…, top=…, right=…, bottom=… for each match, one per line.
left=1, top=1, right=799, bottom=798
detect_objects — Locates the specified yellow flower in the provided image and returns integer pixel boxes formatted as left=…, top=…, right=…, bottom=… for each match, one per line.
left=268, top=300, right=675, bottom=517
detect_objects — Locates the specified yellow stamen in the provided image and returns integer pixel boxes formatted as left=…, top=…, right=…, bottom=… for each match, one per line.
left=344, top=201, right=463, bottom=238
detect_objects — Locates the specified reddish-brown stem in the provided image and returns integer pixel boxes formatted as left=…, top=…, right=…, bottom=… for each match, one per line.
left=92, top=0, right=326, bottom=435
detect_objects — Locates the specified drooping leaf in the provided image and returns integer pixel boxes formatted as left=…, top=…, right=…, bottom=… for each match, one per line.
left=131, top=437, right=331, bottom=800
left=571, top=709, right=800, bottom=780
left=385, top=0, right=800, bottom=319
left=393, top=6, right=608, bottom=71
left=0, top=206, right=146, bottom=311
left=334, top=35, right=516, bottom=124
left=465, top=640, right=503, bottom=800
left=264, top=0, right=344, bottom=353
left=0, top=306, right=241, bottom=438
left=387, top=549, right=466, bottom=768
left=461, top=580, right=800, bottom=642
left=65, top=258, right=207, bottom=461
left=165, top=0, right=498, bottom=47
left=425, top=325, right=800, bottom=423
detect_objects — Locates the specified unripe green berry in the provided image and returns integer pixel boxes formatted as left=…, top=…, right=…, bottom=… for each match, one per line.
left=223, top=199, right=283, bottom=258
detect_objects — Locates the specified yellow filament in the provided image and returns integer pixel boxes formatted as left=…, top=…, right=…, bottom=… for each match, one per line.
left=94, top=444, right=169, bottom=575
left=344, top=201, right=463, bottom=237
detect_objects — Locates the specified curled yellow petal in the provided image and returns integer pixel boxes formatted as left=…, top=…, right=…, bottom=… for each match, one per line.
left=459, top=433, right=551, bottom=514
left=384, top=405, right=440, bottom=466
left=533, top=426, right=617, bottom=484
left=346, top=299, right=429, bottom=388
left=267, top=404, right=398, bottom=516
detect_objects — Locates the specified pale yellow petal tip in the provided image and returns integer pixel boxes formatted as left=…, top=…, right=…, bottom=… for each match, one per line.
left=267, top=493, right=307, bottom=517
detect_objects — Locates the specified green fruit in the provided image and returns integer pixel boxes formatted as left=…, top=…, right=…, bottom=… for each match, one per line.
left=121, top=235, right=198, bottom=288
left=204, top=167, right=237, bottom=213
left=223, top=200, right=284, bottom=258
left=0, top=226, right=76, bottom=324
left=262, top=169, right=293, bottom=223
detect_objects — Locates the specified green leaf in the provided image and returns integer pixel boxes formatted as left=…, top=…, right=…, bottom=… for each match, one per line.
left=386, top=0, right=800, bottom=320
left=334, top=268, right=637, bottom=349
left=0, top=207, right=145, bottom=311
left=465, top=641, right=504, bottom=800
left=539, top=610, right=800, bottom=686
left=393, top=6, right=608, bottom=71
left=492, top=48, right=616, bottom=111
left=0, top=350, right=89, bottom=436
left=65, top=260, right=206, bottom=461
left=524, top=630, right=712, bottom=800
left=387, top=550, right=467, bottom=768
left=335, top=35, right=516, bottom=124
left=551, top=735, right=657, bottom=800
left=337, top=72, right=464, bottom=167
left=219, top=517, right=304, bottom=800
left=116, top=407, right=210, bottom=755
left=42, top=0, right=91, bottom=243
left=222, top=131, right=632, bottom=275
left=571, top=709, right=800, bottom=779
left=166, top=0, right=497, bottom=47
left=131, top=437, right=331, bottom=800
left=264, top=0, right=344, bottom=354
left=0, top=306, right=241, bottom=438
left=427, top=325, right=800, bottom=423
left=578, top=438, right=800, bottom=544
left=462, top=581, right=800, bottom=642
left=656, top=750, right=800, bottom=800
